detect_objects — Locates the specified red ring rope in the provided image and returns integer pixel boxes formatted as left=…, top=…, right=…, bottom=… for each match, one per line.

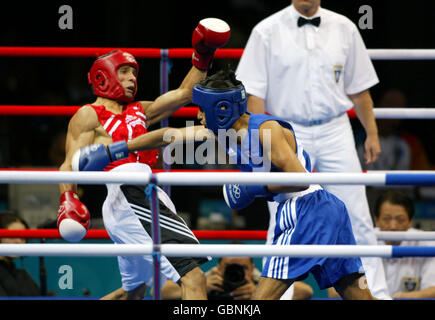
left=0, top=229, right=267, bottom=240
left=0, top=106, right=200, bottom=117
left=0, top=105, right=357, bottom=118
left=0, top=47, right=243, bottom=59
left=0, top=46, right=356, bottom=119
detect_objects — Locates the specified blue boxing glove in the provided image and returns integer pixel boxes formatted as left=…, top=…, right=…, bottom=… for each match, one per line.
left=71, top=141, right=129, bottom=171
left=223, top=184, right=274, bottom=210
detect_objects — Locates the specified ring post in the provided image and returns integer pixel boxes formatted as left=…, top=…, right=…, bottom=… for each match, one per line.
left=160, top=48, right=172, bottom=197
left=145, top=179, right=161, bottom=300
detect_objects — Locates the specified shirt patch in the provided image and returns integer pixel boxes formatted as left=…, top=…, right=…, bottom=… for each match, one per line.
left=402, top=277, right=420, bottom=292
left=333, top=65, right=343, bottom=84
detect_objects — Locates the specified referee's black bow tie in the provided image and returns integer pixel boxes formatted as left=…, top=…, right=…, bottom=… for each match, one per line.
left=297, top=16, right=321, bottom=27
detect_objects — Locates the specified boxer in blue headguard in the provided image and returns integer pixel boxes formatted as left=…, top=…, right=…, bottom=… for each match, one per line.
left=190, top=70, right=375, bottom=300
left=72, top=69, right=376, bottom=300
left=191, top=74, right=247, bottom=135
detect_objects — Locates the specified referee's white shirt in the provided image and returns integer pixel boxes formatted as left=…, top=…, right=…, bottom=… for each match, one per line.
left=236, top=5, right=379, bottom=125
left=377, top=228, right=435, bottom=295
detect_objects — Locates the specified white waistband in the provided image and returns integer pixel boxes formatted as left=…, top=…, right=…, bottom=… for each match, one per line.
left=106, top=163, right=176, bottom=214
left=272, top=184, right=323, bottom=203
left=109, top=162, right=152, bottom=174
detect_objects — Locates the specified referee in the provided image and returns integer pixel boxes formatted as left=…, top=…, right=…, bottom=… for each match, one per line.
left=236, top=0, right=390, bottom=299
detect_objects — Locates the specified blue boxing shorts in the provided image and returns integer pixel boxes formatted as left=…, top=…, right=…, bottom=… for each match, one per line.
left=263, top=187, right=363, bottom=290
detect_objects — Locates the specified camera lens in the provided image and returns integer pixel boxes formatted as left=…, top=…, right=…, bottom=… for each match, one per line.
left=223, top=264, right=247, bottom=292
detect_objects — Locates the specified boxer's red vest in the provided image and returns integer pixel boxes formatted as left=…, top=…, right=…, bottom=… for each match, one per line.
left=90, top=102, right=159, bottom=170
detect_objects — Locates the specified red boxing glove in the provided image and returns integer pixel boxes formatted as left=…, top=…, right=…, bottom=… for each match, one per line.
left=192, top=18, right=231, bottom=70
left=57, top=191, right=90, bottom=242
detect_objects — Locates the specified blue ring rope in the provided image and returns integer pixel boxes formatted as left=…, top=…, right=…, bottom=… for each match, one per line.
left=386, top=173, right=435, bottom=186
left=392, top=246, right=435, bottom=257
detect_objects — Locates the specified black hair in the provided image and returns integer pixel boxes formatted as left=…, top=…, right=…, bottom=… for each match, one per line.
left=374, top=191, right=414, bottom=220
left=0, top=212, right=29, bottom=230
left=198, top=69, right=243, bottom=90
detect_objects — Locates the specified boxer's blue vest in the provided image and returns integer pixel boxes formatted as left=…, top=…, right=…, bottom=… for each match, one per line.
left=218, top=112, right=311, bottom=173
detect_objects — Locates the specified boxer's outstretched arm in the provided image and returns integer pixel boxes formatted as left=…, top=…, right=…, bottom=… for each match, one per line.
left=127, top=125, right=212, bottom=151
left=140, top=18, right=230, bottom=127
left=141, top=67, right=207, bottom=127
left=71, top=124, right=213, bottom=172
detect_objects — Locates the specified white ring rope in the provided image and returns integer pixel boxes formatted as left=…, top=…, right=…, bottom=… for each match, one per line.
left=1, top=171, right=434, bottom=186
left=368, top=49, right=435, bottom=60
left=154, top=172, right=387, bottom=186
left=0, top=244, right=396, bottom=257
left=375, top=231, right=435, bottom=241
left=0, top=171, right=151, bottom=185
left=373, top=108, right=435, bottom=119
left=0, top=243, right=434, bottom=258
left=0, top=170, right=435, bottom=186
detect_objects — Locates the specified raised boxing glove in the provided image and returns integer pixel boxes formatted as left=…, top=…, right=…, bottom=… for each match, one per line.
left=223, top=184, right=274, bottom=210
left=72, top=140, right=129, bottom=171
left=57, top=191, right=91, bottom=242
left=192, top=18, right=231, bottom=70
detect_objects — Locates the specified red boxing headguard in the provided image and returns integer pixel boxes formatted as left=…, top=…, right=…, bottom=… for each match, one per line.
left=88, top=50, right=139, bottom=103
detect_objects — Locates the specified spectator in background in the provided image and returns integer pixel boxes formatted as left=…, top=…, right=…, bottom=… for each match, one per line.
left=0, top=212, right=41, bottom=296
left=374, top=191, right=435, bottom=299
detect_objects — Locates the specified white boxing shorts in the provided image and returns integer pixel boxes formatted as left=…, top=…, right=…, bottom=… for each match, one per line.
left=102, top=163, right=208, bottom=291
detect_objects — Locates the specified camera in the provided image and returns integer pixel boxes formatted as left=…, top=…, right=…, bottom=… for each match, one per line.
left=223, top=263, right=247, bottom=292
left=208, top=263, right=247, bottom=300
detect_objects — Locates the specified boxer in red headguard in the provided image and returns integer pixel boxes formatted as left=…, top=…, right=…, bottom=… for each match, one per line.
left=57, top=18, right=230, bottom=300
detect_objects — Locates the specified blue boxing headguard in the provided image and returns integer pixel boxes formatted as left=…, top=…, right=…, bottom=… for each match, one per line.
left=192, top=84, right=248, bottom=134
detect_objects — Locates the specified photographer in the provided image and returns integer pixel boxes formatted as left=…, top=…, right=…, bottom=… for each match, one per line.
left=161, top=255, right=313, bottom=300
left=159, top=256, right=257, bottom=300
left=207, top=256, right=257, bottom=300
